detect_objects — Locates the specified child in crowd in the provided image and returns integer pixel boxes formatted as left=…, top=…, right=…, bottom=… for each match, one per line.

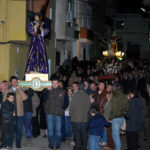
left=88, top=106, right=111, bottom=150
left=1, top=93, right=15, bottom=150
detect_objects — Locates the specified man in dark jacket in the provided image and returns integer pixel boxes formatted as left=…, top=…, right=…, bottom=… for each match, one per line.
left=126, top=90, right=143, bottom=150
left=0, top=81, right=9, bottom=137
left=70, top=82, right=91, bottom=150
left=44, top=78, right=68, bottom=150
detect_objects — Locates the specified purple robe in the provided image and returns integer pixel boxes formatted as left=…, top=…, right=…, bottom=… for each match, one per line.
left=25, top=21, right=49, bottom=74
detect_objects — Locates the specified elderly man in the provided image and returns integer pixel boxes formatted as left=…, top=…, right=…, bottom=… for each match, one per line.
left=0, top=81, right=9, bottom=109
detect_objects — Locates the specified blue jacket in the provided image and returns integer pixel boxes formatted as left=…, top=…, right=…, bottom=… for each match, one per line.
left=89, top=114, right=111, bottom=136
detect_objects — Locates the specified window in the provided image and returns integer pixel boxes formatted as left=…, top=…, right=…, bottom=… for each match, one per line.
left=49, top=8, right=52, bottom=20
left=66, top=0, right=74, bottom=27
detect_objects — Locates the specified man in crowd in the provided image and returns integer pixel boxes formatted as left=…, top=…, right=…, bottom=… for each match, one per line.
left=109, top=83, right=129, bottom=150
left=3, top=76, right=28, bottom=148
left=83, top=80, right=93, bottom=95
left=89, top=82, right=97, bottom=94
left=97, top=81, right=107, bottom=146
left=0, top=81, right=9, bottom=141
left=44, top=78, right=68, bottom=150
left=70, top=82, right=91, bottom=150
left=143, top=86, right=150, bottom=140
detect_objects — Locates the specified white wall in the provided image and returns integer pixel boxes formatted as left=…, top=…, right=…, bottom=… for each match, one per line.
left=55, top=0, right=76, bottom=65
left=74, top=0, right=92, bottom=30
left=73, top=0, right=93, bottom=61
left=55, top=0, right=66, bottom=40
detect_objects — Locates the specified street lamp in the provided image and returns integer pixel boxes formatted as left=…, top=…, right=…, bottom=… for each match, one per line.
left=140, top=7, right=146, bottom=12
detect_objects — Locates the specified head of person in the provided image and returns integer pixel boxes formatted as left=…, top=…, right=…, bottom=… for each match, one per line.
left=3, top=81, right=9, bottom=89
left=89, top=82, right=96, bottom=92
left=90, top=106, right=99, bottom=116
left=77, top=67, right=82, bottom=75
left=78, top=76, right=82, bottom=83
left=6, top=92, right=14, bottom=103
left=139, top=72, right=144, bottom=78
left=128, top=89, right=139, bottom=99
left=52, top=77, right=59, bottom=89
left=83, top=80, right=89, bottom=89
left=147, top=86, right=150, bottom=95
left=94, top=74, right=99, bottom=82
left=98, top=81, right=105, bottom=92
left=0, top=81, right=8, bottom=93
left=112, top=82, right=120, bottom=91
left=34, top=14, right=40, bottom=22
left=58, top=81, right=63, bottom=88
left=114, top=75, right=120, bottom=81
left=71, top=71, right=77, bottom=77
left=106, top=84, right=113, bottom=92
left=67, top=87, right=73, bottom=97
left=87, top=69, right=91, bottom=75
left=9, top=76, right=18, bottom=88
left=72, top=82, right=79, bottom=92
left=106, top=91, right=112, bottom=101
left=62, top=75, right=67, bottom=81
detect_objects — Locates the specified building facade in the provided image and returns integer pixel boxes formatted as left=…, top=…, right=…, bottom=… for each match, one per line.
left=55, top=0, right=76, bottom=66
left=74, top=0, right=93, bottom=61
left=0, top=0, right=56, bottom=81
left=55, top=0, right=93, bottom=65
left=114, top=13, right=150, bottom=58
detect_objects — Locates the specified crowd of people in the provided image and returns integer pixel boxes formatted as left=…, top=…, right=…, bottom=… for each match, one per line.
left=0, top=57, right=150, bottom=150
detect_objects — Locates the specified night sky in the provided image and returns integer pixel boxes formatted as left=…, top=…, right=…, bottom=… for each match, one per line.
left=114, top=0, right=143, bottom=13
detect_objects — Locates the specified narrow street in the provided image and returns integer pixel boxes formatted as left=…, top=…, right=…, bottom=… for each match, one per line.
left=11, top=133, right=149, bottom=150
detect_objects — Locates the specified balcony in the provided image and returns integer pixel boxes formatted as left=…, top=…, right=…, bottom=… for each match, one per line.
left=80, top=27, right=94, bottom=41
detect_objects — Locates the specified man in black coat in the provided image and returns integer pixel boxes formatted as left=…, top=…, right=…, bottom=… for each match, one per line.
left=126, top=90, right=143, bottom=150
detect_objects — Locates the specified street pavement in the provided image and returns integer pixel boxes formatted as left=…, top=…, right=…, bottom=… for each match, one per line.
left=11, top=133, right=150, bottom=150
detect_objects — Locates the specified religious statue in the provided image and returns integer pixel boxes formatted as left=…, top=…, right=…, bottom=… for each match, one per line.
left=25, top=14, right=49, bottom=74
left=103, top=59, right=120, bottom=75
left=18, top=0, right=52, bottom=91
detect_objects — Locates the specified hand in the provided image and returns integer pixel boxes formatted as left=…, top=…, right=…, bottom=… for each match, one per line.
left=90, top=98, right=95, bottom=104
left=17, top=86, right=21, bottom=90
left=13, top=112, right=16, bottom=116
left=35, top=23, right=39, bottom=27
left=109, top=120, right=112, bottom=123
left=40, top=27, right=44, bottom=31
left=48, top=86, right=52, bottom=90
